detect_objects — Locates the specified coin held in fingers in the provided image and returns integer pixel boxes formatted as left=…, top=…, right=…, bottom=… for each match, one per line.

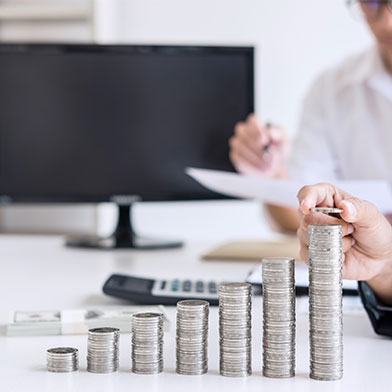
left=311, top=207, right=343, bottom=215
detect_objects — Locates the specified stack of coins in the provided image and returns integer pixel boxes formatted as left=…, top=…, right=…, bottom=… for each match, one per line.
left=176, top=300, right=209, bottom=375
left=47, top=347, right=78, bottom=372
left=262, top=257, right=296, bottom=378
left=308, top=224, right=343, bottom=381
left=219, top=283, right=252, bottom=377
left=87, top=327, right=120, bottom=373
left=131, top=312, right=164, bottom=374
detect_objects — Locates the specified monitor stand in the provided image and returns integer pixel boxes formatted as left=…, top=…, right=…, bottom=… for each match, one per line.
left=65, top=199, right=183, bottom=250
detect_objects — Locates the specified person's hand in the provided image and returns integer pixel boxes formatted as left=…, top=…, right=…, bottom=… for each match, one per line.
left=297, top=183, right=392, bottom=284
left=229, top=114, right=289, bottom=178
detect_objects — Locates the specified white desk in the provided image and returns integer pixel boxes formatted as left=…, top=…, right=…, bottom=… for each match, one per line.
left=0, top=234, right=390, bottom=392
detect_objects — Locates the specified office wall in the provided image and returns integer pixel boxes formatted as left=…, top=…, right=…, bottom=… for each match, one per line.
left=0, top=0, right=97, bottom=234
left=95, top=0, right=373, bottom=137
left=0, top=0, right=95, bottom=41
left=94, top=0, right=373, bottom=236
left=0, top=1, right=375, bottom=237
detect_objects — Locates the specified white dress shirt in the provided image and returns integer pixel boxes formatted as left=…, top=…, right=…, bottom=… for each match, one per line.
left=289, top=46, right=392, bottom=185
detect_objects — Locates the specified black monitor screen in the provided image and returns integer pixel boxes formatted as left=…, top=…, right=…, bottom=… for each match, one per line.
left=0, top=44, right=254, bottom=202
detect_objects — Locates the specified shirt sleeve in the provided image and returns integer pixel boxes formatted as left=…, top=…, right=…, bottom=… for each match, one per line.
left=288, top=72, right=340, bottom=183
left=358, top=281, right=392, bottom=337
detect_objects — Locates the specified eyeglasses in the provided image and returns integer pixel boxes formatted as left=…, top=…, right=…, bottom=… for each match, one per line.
left=347, top=0, right=392, bottom=21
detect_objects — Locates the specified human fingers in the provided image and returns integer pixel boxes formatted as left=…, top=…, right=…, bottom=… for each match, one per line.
left=301, top=212, right=354, bottom=237
left=265, top=124, right=287, bottom=146
left=296, top=220, right=354, bottom=249
left=297, top=231, right=353, bottom=264
left=244, top=114, right=265, bottom=140
left=338, top=197, right=384, bottom=229
left=246, top=115, right=277, bottom=147
left=229, top=138, right=264, bottom=172
left=234, top=122, right=264, bottom=156
left=297, top=183, right=352, bottom=215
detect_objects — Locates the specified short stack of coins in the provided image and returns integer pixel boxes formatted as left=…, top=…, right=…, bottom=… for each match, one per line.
left=131, top=312, right=164, bottom=374
left=176, top=300, right=209, bottom=375
left=47, top=347, right=78, bottom=372
left=219, top=283, right=252, bottom=377
left=262, top=257, right=296, bottom=378
left=308, top=224, right=343, bottom=381
left=87, top=327, right=120, bottom=373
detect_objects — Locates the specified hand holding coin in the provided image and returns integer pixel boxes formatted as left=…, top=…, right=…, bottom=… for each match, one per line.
left=296, top=183, right=392, bottom=289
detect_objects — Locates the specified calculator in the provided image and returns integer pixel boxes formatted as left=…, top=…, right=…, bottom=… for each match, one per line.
left=103, top=274, right=221, bottom=306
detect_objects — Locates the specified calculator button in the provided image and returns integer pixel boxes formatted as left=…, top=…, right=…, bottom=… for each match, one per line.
left=195, top=281, right=204, bottom=293
left=171, top=280, right=180, bottom=291
left=182, top=280, right=192, bottom=292
left=160, top=280, right=167, bottom=290
left=208, top=282, right=217, bottom=293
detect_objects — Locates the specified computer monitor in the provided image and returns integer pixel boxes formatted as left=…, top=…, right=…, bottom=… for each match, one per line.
left=0, top=43, right=254, bottom=249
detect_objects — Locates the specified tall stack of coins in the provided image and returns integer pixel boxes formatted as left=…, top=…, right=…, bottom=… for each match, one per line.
left=131, top=312, right=164, bottom=374
left=47, top=347, right=78, bottom=372
left=87, top=327, right=120, bottom=373
left=262, top=257, right=296, bottom=378
left=176, top=300, right=209, bottom=375
left=308, top=224, right=343, bottom=381
left=219, top=283, right=252, bottom=377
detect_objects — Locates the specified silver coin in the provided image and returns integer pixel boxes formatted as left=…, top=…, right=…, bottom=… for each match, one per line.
left=218, top=282, right=252, bottom=378
left=47, top=347, right=79, bottom=373
left=87, top=327, right=119, bottom=374
left=308, top=224, right=343, bottom=381
left=131, top=312, right=164, bottom=375
left=176, top=299, right=209, bottom=376
left=311, top=206, right=343, bottom=214
left=262, top=257, right=296, bottom=379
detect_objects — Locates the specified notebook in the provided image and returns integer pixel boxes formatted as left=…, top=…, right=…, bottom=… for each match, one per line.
left=202, top=236, right=301, bottom=261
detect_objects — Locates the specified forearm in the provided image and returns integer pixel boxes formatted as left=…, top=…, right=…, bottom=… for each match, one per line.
left=263, top=164, right=300, bottom=233
left=265, top=204, right=299, bottom=233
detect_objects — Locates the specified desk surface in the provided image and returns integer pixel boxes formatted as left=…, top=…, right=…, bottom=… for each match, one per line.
left=0, top=234, right=390, bottom=392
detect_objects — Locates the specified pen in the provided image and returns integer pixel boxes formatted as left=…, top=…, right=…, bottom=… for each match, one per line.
left=262, top=122, right=272, bottom=161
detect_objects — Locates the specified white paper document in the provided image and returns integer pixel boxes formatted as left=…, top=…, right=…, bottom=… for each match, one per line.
left=186, top=167, right=392, bottom=213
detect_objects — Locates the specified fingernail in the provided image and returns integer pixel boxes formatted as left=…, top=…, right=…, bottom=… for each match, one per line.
left=347, top=224, right=354, bottom=235
left=351, top=238, right=356, bottom=246
left=342, top=200, right=356, bottom=218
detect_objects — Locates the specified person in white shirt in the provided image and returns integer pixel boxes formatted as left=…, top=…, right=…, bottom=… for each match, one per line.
left=229, top=0, right=392, bottom=232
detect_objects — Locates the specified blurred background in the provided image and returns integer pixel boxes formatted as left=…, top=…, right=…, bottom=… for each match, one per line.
left=0, top=0, right=372, bottom=240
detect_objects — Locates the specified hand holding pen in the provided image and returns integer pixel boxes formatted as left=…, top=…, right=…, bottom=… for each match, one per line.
left=229, top=113, right=289, bottom=178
